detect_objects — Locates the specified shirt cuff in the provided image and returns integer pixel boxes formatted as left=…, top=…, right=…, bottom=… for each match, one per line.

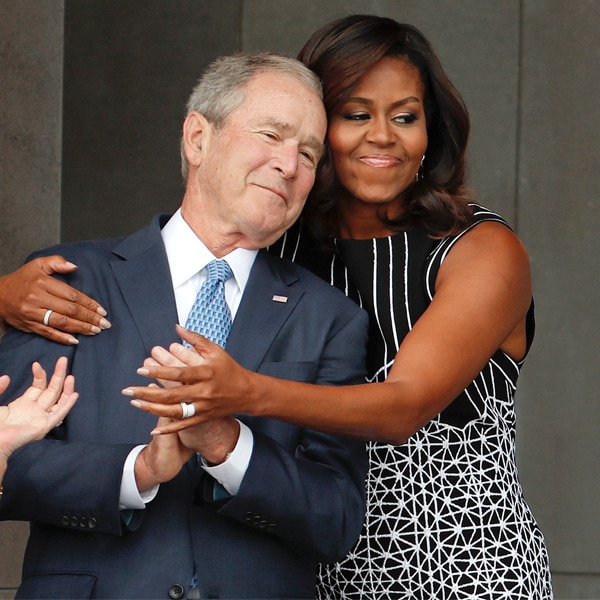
left=200, top=420, right=253, bottom=495
left=119, top=444, right=159, bottom=509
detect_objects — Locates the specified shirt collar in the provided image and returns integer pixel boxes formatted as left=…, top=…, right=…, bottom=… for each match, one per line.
left=161, top=208, right=257, bottom=292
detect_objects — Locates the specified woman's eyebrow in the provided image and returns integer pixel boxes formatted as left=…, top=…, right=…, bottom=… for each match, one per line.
left=345, top=96, right=422, bottom=108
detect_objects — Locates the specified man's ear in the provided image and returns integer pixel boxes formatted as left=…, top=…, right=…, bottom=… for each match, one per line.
left=182, top=111, right=211, bottom=167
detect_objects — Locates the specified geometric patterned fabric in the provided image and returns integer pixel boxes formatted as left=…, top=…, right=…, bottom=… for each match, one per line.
left=270, top=205, right=553, bottom=599
left=184, top=259, right=232, bottom=348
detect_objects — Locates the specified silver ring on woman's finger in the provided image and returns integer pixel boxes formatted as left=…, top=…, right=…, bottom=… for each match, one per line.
left=43, top=309, right=53, bottom=326
left=180, top=402, right=196, bottom=419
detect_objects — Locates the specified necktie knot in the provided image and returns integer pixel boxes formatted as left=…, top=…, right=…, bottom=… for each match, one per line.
left=184, top=259, right=233, bottom=348
left=206, top=259, right=232, bottom=284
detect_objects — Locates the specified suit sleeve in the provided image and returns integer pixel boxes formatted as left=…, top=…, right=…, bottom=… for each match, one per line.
left=0, top=242, right=161, bottom=536
left=0, top=328, right=135, bottom=536
left=206, top=301, right=370, bottom=563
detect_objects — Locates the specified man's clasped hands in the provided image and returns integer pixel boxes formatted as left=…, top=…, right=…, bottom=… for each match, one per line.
left=124, top=324, right=253, bottom=437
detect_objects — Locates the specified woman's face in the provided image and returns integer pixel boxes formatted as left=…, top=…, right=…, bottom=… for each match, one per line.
left=327, top=56, right=428, bottom=219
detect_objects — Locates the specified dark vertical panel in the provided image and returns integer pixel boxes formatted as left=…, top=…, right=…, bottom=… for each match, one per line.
left=62, top=0, right=242, bottom=241
left=516, top=0, right=600, bottom=591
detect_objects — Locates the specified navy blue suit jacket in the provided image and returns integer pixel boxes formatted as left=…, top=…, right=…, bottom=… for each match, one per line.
left=0, top=215, right=369, bottom=599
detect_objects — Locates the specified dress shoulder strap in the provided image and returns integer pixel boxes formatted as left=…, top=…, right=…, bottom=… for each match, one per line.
left=425, top=204, right=510, bottom=300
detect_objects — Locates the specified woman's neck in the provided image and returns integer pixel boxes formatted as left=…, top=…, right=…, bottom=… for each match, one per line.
left=337, top=194, right=404, bottom=239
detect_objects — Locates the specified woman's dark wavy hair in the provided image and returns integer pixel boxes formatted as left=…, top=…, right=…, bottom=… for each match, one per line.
left=297, top=15, right=474, bottom=244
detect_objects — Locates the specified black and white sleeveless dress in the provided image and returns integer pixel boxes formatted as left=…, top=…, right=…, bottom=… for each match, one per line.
left=270, top=205, right=553, bottom=599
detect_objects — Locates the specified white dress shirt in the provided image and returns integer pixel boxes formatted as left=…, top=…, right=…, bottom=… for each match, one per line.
left=119, top=209, right=257, bottom=509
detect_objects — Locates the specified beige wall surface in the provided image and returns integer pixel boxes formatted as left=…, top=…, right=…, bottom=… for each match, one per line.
left=1, top=1, right=598, bottom=598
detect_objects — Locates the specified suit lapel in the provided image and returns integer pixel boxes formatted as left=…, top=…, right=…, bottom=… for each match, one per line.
left=227, top=250, right=303, bottom=371
left=109, top=224, right=304, bottom=367
left=110, top=216, right=180, bottom=354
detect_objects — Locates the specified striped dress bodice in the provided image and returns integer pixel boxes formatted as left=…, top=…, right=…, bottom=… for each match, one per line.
left=269, top=205, right=552, bottom=599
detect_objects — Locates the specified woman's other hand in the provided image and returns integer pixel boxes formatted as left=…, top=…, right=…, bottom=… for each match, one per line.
left=123, top=325, right=255, bottom=434
left=0, top=256, right=111, bottom=345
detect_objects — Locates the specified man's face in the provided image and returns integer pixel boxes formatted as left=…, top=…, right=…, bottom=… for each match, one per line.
left=187, top=71, right=326, bottom=251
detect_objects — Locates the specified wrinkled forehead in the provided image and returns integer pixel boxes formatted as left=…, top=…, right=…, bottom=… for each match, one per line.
left=235, top=72, right=326, bottom=136
left=244, top=71, right=324, bottom=112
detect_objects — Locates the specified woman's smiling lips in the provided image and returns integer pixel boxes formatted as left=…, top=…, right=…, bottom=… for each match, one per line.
left=359, top=155, right=401, bottom=168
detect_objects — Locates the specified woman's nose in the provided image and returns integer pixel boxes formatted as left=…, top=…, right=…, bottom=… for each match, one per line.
left=365, top=116, right=395, bottom=145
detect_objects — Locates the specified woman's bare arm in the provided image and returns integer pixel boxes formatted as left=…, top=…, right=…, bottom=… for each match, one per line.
left=123, top=222, right=532, bottom=444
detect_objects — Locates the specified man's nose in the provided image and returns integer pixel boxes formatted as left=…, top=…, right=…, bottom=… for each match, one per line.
left=274, top=145, right=299, bottom=179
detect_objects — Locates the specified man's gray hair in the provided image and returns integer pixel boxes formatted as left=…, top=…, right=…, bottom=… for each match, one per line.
left=181, top=52, right=323, bottom=179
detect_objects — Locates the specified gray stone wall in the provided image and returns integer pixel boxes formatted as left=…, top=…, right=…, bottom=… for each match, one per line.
left=0, top=2, right=64, bottom=594
left=1, top=1, right=598, bottom=598
left=0, top=0, right=64, bottom=275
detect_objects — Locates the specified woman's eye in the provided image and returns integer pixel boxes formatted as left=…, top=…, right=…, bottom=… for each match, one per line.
left=392, top=113, right=417, bottom=125
left=343, top=112, right=370, bottom=121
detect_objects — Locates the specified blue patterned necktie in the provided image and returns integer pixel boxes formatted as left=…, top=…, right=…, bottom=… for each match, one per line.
left=184, top=259, right=233, bottom=348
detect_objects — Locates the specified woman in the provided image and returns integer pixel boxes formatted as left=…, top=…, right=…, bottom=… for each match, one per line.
left=0, top=357, right=78, bottom=489
left=0, top=15, right=552, bottom=599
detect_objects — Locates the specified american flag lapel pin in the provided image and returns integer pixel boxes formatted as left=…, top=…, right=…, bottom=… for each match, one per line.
left=272, top=294, right=288, bottom=303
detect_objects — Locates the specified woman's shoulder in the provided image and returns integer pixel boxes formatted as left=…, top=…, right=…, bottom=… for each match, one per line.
left=429, top=204, right=514, bottom=257
left=425, top=204, right=530, bottom=297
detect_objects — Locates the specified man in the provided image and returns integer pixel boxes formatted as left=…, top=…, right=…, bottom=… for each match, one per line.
left=0, top=53, right=369, bottom=599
